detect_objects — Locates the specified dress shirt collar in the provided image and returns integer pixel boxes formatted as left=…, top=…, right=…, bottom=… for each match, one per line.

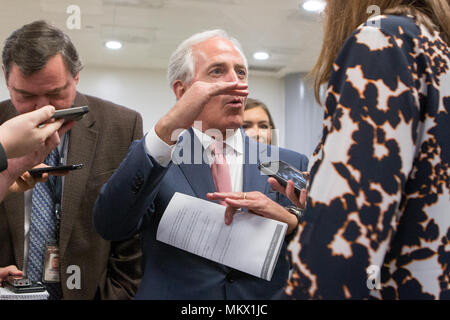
left=192, top=127, right=243, bottom=155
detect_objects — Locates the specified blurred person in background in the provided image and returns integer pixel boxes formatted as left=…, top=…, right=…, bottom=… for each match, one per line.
left=243, top=98, right=277, bottom=145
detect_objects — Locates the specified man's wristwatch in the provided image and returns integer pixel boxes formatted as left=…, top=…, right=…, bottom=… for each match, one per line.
left=285, top=206, right=304, bottom=224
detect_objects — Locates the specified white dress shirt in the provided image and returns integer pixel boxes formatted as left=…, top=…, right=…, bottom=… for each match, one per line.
left=144, top=126, right=243, bottom=193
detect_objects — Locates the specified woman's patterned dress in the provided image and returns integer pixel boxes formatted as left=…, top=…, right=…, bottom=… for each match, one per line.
left=286, top=15, right=449, bottom=300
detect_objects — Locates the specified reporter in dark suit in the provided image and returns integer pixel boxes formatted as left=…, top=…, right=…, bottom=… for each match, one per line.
left=93, top=29, right=308, bottom=299
left=0, top=20, right=143, bottom=299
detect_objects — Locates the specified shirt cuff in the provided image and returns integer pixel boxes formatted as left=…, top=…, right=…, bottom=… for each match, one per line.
left=144, top=126, right=175, bottom=167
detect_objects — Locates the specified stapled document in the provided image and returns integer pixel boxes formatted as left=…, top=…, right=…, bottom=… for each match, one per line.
left=156, top=192, right=287, bottom=281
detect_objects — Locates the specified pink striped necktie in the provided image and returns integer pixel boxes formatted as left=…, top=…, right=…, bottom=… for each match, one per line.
left=210, top=141, right=232, bottom=205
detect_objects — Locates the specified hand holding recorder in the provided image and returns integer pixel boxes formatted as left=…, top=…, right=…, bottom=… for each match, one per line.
left=0, top=105, right=64, bottom=159
left=259, top=160, right=309, bottom=210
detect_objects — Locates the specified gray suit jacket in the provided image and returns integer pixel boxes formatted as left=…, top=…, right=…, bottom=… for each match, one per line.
left=0, top=92, right=143, bottom=299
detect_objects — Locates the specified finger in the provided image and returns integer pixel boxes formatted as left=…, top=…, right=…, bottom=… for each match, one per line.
left=5, top=265, right=23, bottom=276
left=219, top=81, right=248, bottom=90
left=28, top=105, right=56, bottom=125
left=214, top=82, right=248, bottom=96
left=8, top=269, right=23, bottom=277
left=20, top=172, right=37, bottom=188
left=12, top=178, right=28, bottom=192
left=268, top=177, right=286, bottom=195
left=220, top=90, right=249, bottom=99
left=58, top=120, right=76, bottom=137
left=299, top=189, right=307, bottom=210
left=224, top=198, right=273, bottom=220
left=39, top=118, right=64, bottom=138
left=207, top=192, right=232, bottom=201
left=285, top=180, right=295, bottom=196
left=29, top=164, right=50, bottom=182
left=224, top=89, right=249, bottom=97
left=12, top=173, right=41, bottom=193
left=24, top=171, right=48, bottom=184
left=224, top=198, right=254, bottom=209
left=207, top=192, right=246, bottom=201
left=224, top=205, right=239, bottom=225
left=286, top=180, right=302, bottom=208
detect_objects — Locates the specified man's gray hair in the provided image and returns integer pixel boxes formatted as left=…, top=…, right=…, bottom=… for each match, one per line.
left=2, top=20, right=83, bottom=79
left=167, top=29, right=248, bottom=87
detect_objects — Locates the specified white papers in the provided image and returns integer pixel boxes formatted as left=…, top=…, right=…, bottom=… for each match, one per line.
left=0, top=286, right=49, bottom=300
left=156, top=192, right=287, bottom=281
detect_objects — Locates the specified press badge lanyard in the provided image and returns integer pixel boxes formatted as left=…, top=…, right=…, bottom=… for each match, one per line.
left=42, top=134, right=68, bottom=283
left=46, top=134, right=69, bottom=242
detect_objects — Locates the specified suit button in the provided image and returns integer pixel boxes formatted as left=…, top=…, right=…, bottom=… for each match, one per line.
left=226, top=272, right=235, bottom=283
left=132, top=176, right=144, bottom=194
left=132, top=185, right=140, bottom=194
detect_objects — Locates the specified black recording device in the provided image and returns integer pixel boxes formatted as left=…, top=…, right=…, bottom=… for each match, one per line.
left=51, top=105, right=89, bottom=121
left=3, top=276, right=46, bottom=294
left=28, top=164, right=84, bottom=176
left=258, top=160, right=307, bottom=196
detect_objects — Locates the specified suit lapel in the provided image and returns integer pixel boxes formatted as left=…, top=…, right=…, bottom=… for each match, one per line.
left=243, top=131, right=269, bottom=194
left=59, top=93, right=98, bottom=258
left=3, top=193, right=25, bottom=269
left=176, top=128, right=216, bottom=201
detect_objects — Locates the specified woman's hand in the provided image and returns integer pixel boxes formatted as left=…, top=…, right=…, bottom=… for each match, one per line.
left=267, top=174, right=309, bottom=210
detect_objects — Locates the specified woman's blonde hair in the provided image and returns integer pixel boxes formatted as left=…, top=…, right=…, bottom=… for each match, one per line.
left=310, top=0, right=450, bottom=103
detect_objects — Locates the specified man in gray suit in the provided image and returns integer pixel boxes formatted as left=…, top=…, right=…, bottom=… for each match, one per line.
left=0, top=20, right=143, bottom=299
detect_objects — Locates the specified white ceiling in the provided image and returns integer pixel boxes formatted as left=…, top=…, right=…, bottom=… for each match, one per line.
left=0, top=0, right=324, bottom=78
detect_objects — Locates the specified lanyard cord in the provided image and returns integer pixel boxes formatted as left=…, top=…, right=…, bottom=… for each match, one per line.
left=45, top=133, right=69, bottom=241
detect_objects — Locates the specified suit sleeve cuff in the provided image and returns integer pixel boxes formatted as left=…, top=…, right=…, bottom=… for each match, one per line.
left=144, top=126, right=175, bottom=167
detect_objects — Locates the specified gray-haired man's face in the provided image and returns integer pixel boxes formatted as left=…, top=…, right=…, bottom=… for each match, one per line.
left=189, top=37, right=248, bottom=133
left=6, top=54, right=79, bottom=115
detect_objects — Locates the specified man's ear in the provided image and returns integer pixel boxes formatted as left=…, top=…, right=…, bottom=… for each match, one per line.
left=2, top=65, right=8, bottom=86
left=172, top=80, right=186, bottom=100
left=74, top=72, right=80, bottom=85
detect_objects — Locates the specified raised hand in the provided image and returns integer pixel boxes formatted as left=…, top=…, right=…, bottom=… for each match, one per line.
left=155, top=81, right=248, bottom=145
